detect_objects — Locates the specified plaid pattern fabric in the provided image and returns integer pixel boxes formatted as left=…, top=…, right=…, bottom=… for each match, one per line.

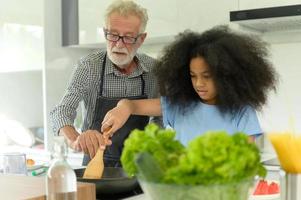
left=50, top=49, right=158, bottom=134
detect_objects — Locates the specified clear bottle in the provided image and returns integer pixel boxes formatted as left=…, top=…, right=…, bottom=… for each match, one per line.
left=46, top=136, right=77, bottom=200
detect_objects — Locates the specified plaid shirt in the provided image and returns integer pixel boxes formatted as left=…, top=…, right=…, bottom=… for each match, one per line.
left=50, top=49, right=158, bottom=134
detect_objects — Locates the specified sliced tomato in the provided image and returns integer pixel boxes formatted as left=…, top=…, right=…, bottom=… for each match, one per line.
left=268, top=182, right=280, bottom=194
left=253, top=180, right=269, bottom=195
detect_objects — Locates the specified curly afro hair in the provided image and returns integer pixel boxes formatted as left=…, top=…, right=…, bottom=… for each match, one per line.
left=154, top=25, right=278, bottom=114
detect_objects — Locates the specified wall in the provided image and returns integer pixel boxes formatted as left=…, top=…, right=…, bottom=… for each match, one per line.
left=259, top=41, right=301, bottom=132
left=258, top=40, right=301, bottom=153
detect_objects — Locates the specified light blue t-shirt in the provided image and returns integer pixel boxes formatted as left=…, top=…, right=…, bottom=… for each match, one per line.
left=161, top=97, right=262, bottom=145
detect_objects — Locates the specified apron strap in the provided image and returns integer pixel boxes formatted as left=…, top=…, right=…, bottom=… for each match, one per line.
left=99, top=53, right=107, bottom=96
left=140, top=74, right=145, bottom=96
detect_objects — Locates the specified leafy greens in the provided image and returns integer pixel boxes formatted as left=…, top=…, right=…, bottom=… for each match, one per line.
left=121, top=123, right=266, bottom=185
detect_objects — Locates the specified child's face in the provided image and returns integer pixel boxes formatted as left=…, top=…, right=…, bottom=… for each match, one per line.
left=190, top=57, right=217, bottom=105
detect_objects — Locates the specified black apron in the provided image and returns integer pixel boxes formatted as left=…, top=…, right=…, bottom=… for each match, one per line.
left=83, top=54, right=149, bottom=167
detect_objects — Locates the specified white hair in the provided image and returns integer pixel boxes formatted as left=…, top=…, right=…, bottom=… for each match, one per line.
left=104, top=0, right=148, bottom=33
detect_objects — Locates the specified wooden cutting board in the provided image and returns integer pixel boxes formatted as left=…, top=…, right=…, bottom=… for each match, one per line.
left=0, top=174, right=95, bottom=200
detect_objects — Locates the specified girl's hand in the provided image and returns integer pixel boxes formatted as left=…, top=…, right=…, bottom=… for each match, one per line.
left=101, top=99, right=132, bottom=138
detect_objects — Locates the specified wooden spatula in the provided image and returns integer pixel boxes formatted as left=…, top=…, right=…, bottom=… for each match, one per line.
left=83, top=128, right=112, bottom=179
left=83, top=148, right=104, bottom=179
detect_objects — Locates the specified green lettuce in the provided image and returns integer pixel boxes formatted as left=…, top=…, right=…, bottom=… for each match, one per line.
left=121, top=123, right=185, bottom=176
left=164, top=131, right=266, bottom=185
left=121, top=123, right=266, bottom=185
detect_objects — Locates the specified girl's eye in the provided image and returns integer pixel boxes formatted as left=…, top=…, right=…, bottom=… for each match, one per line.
left=203, top=74, right=211, bottom=79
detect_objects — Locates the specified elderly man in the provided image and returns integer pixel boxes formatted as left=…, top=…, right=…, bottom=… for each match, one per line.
left=50, top=0, right=158, bottom=167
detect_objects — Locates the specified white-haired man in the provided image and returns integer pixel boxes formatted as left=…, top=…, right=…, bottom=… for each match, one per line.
left=51, top=0, right=158, bottom=167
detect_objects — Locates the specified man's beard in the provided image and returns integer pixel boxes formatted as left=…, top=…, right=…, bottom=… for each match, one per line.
left=107, top=46, right=137, bottom=68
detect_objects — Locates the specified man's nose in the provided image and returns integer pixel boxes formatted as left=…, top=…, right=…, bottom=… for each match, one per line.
left=115, top=38, right=125, bottom=47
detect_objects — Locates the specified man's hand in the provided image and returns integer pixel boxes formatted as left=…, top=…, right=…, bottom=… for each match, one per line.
left=59, top=125, right=80, bottom=150
left=59, top=126, right=111, bottom=159
left=75, top=130, right=112, bottom=158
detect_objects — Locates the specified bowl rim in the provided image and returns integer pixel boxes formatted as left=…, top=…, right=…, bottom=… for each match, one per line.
left=138, top=177, right=254, bottom=187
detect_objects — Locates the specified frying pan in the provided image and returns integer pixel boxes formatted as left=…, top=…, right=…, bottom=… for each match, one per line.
left=74, top=167, right=139, bottom=195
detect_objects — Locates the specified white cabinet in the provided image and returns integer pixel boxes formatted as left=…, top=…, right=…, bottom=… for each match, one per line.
left=64, top=0, right=238, bottom=48
left=77, top=0, right=180, bottom=47
left=135, top=1, right=179, bottom=38
left=78, top=0, right=110, bottom=45
left=176, top=0, right=238, bottom=32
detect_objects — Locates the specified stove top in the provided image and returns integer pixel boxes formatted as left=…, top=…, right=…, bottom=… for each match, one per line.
left=96, top=185, right=143, bottom=200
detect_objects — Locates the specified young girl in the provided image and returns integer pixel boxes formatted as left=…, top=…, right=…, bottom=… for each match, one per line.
left=101, top=25, right=278, bottom=145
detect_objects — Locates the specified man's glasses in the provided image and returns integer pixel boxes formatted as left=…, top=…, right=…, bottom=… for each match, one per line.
left=103, top=29, right=142, bottom=44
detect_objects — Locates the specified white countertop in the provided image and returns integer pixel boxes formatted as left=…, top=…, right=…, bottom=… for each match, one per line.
left=0, top=145, right=84, bottom=166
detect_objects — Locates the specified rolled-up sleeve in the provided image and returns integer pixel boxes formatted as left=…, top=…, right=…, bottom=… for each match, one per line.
left=50, top=60, right=90, bottom=134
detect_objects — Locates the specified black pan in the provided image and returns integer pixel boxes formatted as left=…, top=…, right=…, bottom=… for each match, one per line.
left=74, top=167, right=139, bottom=195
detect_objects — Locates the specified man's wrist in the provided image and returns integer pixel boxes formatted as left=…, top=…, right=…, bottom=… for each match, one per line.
left=59, top=125, right=79, bottom=144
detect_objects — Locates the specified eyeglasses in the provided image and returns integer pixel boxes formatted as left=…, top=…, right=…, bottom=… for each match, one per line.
left=103, top=29, right=142, bottom=44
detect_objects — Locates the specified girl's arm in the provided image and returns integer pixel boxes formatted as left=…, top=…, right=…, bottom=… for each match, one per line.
left=101, top=98, right=162, bottom=136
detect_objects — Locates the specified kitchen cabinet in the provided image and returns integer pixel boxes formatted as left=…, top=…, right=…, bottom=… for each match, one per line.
left=77, top=0, right=109, bottom=45
left=78, top=0, right=178, bottom=45
left=62, top=0, right=179, bottom=48
left=62, top=0, right=238, bottom=48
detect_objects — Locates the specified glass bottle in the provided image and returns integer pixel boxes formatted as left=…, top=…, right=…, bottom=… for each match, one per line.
left=46, top=136, right=77, bottom=200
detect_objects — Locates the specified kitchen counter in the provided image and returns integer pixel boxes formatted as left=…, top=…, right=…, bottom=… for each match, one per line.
left=0, top=145, right=84, bottom=166
left=0, top=174, right=95, bottom=200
